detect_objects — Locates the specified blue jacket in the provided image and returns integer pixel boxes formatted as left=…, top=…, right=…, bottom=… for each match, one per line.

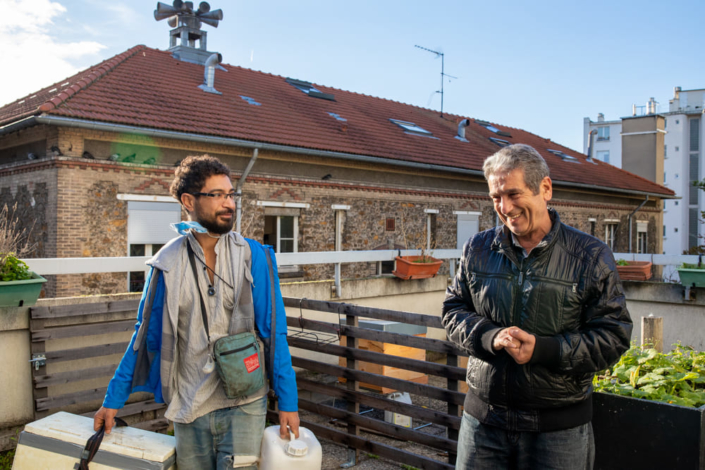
left=103, top=237, right=298, bottom=412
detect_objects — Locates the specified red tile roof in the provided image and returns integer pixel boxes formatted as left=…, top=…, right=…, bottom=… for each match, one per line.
left=0, top=45, right=674, bottom=197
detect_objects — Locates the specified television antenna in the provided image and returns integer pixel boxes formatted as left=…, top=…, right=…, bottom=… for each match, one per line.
left=415, top=45, right=457, bottom=118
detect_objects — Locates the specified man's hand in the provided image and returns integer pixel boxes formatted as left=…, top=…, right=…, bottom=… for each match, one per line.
left=493, top=328, right=520, bottom=351
left=279, top=411, right=300, bottom=439
left=94, top=407, right=119, bottom=434
left=504, top=328, right=536, bottom=364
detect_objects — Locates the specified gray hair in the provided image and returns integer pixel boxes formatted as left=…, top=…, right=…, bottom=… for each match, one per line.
left=482, top=144, right=550, bottom=194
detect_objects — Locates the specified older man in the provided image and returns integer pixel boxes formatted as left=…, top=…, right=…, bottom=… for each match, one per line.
left=443, top=144, right=632, bottom=469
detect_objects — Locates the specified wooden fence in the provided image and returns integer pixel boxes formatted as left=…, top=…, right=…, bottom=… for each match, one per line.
left=28, top=297, right=467, bottom=469
left=269, top=297, right=468, bottom=469
left=29, top=299, right=168, bottom=431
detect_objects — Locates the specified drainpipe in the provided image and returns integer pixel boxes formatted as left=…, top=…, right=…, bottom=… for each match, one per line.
left=628, top=196, right=649, bottom=253
left=586, top=129, right=597, bottom=162
left=235, top=148, right=259, bottom=233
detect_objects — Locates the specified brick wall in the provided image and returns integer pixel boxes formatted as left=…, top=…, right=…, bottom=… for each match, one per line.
left=0, top=124, right=665, bottom=297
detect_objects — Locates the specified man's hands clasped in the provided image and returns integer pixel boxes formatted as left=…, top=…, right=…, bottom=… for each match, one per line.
left=492, top=327, right=536, bottom=364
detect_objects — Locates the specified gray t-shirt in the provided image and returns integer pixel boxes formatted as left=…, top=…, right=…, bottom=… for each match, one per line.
left=164, top=233, right=240, bottom=424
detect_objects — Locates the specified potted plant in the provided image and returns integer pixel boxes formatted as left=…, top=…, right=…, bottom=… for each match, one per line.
left=615, top=259, right=652, bottom=281
left=592, top=344, right=705, bottom=469
left=0, top=203, right=45, bottom=307
left=676, top=262, right=705, bottom=288
left=392, top=208, right=443, bottom=280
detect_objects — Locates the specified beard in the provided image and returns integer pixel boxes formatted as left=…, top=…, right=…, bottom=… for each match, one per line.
left=194, top=206, right=234, bottom=235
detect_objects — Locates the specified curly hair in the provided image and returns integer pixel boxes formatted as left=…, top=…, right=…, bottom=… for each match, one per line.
left=170, top=155, right=231, bottom=202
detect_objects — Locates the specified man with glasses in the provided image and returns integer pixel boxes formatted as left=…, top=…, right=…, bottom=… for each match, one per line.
left=94, top=155, right=299, bottom=470
left=443, top=144, right=632, bottom=469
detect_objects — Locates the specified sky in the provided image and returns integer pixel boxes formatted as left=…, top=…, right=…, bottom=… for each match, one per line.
left=1, top=0, right=704, bottom=153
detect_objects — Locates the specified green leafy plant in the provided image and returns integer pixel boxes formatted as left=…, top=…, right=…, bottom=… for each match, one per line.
left=616, top=259, right=629, bottom=266
left=681, top=262, right=705, bottom=270
left=593, top=343, right=705, bottom=408
left=0, top=253, right=32, bottom=281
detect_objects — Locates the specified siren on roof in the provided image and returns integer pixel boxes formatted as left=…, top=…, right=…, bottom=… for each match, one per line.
left=155, top=1, right=225, bottom=65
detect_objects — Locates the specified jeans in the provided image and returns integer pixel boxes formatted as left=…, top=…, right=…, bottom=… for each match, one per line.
left=456, top=412, right=595, bottom=470
left=173, top=397, right=267, bottom=470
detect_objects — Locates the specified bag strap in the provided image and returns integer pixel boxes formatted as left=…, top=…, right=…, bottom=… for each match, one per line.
left=75, top=417, right=128, bottom=470
left=186, top=240, right=211, bottom=345
left=264, top=248, right=277, bottom=396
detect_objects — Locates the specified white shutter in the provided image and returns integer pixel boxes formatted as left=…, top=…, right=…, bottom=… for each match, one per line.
left=127, top=201, right=181, bottom=244
left=457, top=214, right=480, bottom=249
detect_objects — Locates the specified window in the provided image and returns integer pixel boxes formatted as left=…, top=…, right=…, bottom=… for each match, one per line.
left=637, top=221, right=648, bottom=254
left=386, top=218, right=396, bottom=231
left=240, top=96, right=261, bottom=106
left=605, top=223, right=618, bottom=251
left=596, top=151, right=610, bottom=164
left=129, top=244, right=164, bottom=292
left=663, top=225, right=666, bottom=237
left=597, top=127, right=610, bottom=141
left=426, top=213, right=437, bottom=250
left=489, top=137, right=510, bottom=147
left=264, top=215, right=298, bottom=253
left=389, top=119, right=435, bottom=138
left=589, top=220, right=596, bottom=236
left=664, top=201, right=667, bottom=212
left=547, top=149, right=580, bottom=163
left=125, top=200, right=181, bottom=292
left=664, top=172, right=667, bottom=185
left=476, top=120, right=500, bottom=133
left=328, top=112, right=347, bottom=122
left=285, top=78, right=335, bottom=101
left=664, top=145, right=667, bottom=159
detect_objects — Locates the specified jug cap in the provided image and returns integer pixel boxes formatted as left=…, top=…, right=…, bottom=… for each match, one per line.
left=286, top=439, right=309, bottom=457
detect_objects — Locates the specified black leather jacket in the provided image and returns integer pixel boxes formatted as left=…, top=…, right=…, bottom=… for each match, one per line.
left=443, top=210, right=632, bottom=430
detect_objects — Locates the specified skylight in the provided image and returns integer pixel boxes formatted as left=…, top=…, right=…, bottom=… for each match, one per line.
left=328, top=112, right=347, bottom=122
left=389, top=119, right=436, bottom=138
left=476, top=120, right=513, bottom=138
left=240, top=96, right=262, bottom=106
left=286, top=78, right=321, bottom=94
left=547, top=149, right=581, bottom=163
left=285, top=78, right=335, bottom=101
left=489, top=137, right=510, bottom=147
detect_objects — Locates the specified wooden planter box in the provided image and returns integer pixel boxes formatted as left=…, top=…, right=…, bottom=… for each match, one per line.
left=615, top=261, right=652, bottom=281
left=677, top=267, right=705, bottom=288
left=592, top=392, right=704, bottom=470
left=0, top=272, right=46, bottom=307
left=392, top=256, right=443, bottom=280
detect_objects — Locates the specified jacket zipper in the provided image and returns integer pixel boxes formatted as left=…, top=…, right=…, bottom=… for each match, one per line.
left=507, top=258, right=525, bottom=410
left=528, top=274, right=579, bottom=292
left=220, top=342, right=258, bottom=356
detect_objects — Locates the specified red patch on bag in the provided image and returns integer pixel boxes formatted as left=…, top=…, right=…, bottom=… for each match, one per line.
left=244, top=353, right=260, bottom=373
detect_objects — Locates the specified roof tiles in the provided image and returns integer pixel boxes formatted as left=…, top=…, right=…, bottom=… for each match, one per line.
left=0, top=45, right=673, bottom=197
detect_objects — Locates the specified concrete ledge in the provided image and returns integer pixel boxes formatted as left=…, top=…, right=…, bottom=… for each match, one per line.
left=622, top=280, right=704, bottom=305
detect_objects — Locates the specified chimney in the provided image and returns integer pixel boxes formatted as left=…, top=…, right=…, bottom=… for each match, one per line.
left=198, top=53, right=222, bottom=94
left=647, top=97, right=658, bottom=114
left=455, top=119, right=470, bottom=142
left=597, top=113, right=604, bottom=122
left=154, top=1, right=224, bottom=65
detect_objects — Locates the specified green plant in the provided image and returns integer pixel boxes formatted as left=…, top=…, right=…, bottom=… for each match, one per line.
left=681, top=262, right=705, bottom=270
left=593, top=343, right=705, bottom=408
left=616, top=259, right=629, bottom=266
left=400, top=465, right=420, bottom=470
left=0, top=448, right=15, bottom=470
left=0, top=253, right=32, bottom=281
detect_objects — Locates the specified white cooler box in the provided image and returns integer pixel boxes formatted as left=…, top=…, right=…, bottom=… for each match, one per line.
left=12, top=411, right=176, bottom=470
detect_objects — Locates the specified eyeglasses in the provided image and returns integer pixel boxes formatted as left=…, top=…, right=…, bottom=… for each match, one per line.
left=191, top=192, right=238, bottom=201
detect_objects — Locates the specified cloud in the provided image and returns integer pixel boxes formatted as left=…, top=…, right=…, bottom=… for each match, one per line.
left=0, top=0, right=106, bottom=107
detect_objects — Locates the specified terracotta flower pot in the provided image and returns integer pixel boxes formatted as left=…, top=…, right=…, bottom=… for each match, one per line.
left=392, top=256, right=443, bottom=280
left=616, top=261, right=652, bottom=281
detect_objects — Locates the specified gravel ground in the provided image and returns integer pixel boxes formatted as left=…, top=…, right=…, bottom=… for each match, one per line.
left=298, top=373, right=454, bottom=470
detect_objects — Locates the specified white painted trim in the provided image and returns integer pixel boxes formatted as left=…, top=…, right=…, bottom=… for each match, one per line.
left=118, top=194, right=176, bottom=203
left=588, top=218, right=597, bottom=222
left=257, top=201, right=310, bottom=208
left=453, top=211, right=483, bottom=216
left=620, top=130, right=667, bottom=136
left=424, top=209, right=439, bottom=214
left=604, top=219, right=620, bottom=223
left=331, top=204, right=351, bottom=210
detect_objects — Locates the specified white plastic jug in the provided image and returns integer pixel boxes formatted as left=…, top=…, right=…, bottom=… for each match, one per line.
left=259, top=425, right=322, bottom=470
